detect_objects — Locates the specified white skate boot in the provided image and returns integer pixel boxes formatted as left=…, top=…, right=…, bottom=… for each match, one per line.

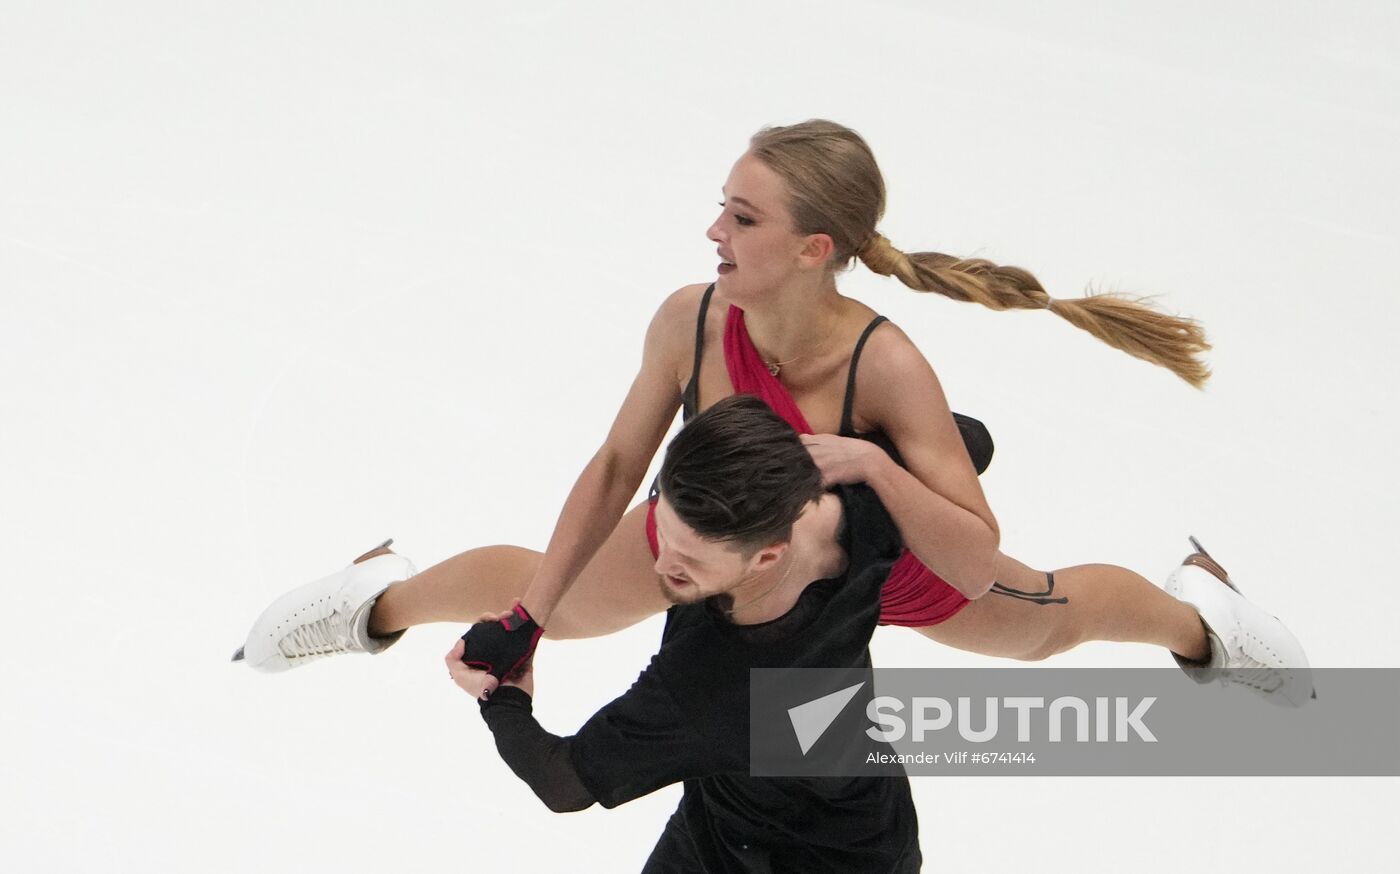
left=1165, top=537, right=1313, bottom=707
left=232, top=539, right=418, bottom=673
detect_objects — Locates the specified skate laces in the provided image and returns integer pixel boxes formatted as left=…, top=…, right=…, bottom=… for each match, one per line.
left=1219, top=626, right=1288, bottom=695
left=276, top=601, right=353, bottom=662
left=1219, top=667, right=1287, bottom=696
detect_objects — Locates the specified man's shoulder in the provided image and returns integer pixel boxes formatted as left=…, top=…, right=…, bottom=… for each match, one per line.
left=834, top=484, right=902, bottom=560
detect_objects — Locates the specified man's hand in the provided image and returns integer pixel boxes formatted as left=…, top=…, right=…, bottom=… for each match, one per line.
left=458, top=602, right=544, bottom=697
left=448, top=604, right=543, bottom=700
left=446, top=638, right=496, bottom=700
left=446, top=636, right=537, bottom=701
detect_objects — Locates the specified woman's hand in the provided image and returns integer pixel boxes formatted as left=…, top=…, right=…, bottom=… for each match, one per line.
left=446, top=609, right=521, bottom=701
left=800, top=433, right=885, bottom=486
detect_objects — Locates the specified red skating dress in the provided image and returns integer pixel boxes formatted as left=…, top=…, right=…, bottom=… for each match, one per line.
left=644, top=285, right=971, bottom=626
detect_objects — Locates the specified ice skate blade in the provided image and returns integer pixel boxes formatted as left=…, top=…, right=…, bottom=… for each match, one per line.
left=353, top=538, right=395, bottom=564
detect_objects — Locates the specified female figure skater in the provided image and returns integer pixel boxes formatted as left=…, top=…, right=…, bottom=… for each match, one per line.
left=235, top=119, right=1309, bottom=704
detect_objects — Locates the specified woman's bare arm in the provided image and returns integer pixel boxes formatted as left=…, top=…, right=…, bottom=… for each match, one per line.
left=517, top=285, right=704, bottom=625
left=840, top=324, right=1000, bottom=598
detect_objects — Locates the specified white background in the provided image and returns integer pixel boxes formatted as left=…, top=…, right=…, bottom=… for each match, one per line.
left=3, top=1, right=1397, bottom=871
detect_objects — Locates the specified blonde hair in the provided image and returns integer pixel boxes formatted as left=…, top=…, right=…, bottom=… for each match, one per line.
left=748, top=119, right=1212, bottom=388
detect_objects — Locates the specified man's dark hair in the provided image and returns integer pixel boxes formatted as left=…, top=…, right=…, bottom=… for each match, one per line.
left=658, top=395, right=825, bottom=553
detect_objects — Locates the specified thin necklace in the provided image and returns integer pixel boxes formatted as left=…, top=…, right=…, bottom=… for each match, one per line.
left=760, top=316, right=839, bottom=378
left=724, top=545, right=799, bottom=617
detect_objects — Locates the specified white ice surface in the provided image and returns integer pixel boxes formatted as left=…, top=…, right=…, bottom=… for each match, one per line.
left=2, top=1, right=1397, bottom=871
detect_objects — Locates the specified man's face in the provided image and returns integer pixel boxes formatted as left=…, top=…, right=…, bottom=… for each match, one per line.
left=652, top=496, right=778, bottom=605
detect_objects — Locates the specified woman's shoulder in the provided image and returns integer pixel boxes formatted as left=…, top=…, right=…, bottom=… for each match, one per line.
left=844, top=312, right=943, bottom=428
left=640, top=283, right=718, bottom=377
left=641, top=281, right=707, bottom=330
left=827, top=295, right=923, bottom=374
left=650, top=282, right=714, bottom=332
left=660, top=281, right=714, bottom=311
left=853, top=313, right=924, bottom=375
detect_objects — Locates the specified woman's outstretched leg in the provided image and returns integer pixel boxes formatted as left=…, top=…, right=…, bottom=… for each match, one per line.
left=236, top=500, right=670, bottom=672
left=917, top=550, right=1209, bottom=661
left=367, top=544, right=542, bottom=636
left=917, top=544, right=1313, bottom=705
left=370, top=500, right=669, bottom=640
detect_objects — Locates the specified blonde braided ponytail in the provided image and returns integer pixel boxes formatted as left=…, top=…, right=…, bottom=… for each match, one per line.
left=750, top=119, right=1212, bottom=388
left=857, top=233, right=1212, bottom=387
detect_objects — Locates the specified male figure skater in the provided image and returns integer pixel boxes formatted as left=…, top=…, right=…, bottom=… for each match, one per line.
left=447, top=395, right=921, bottom=872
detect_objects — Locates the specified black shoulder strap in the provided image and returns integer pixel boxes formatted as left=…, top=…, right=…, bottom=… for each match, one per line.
left=681, top=283, right=717, bottom=420
left=839, top=316, right=889, bottom=436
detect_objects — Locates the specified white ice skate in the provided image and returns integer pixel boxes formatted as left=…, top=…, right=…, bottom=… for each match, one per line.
left=1165, top=537, right=1314, bottom=707
left=232, top=539, right=418, bottom=673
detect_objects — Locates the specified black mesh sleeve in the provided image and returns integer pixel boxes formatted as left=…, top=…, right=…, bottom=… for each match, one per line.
left=478, top=686, right=597, bottom=813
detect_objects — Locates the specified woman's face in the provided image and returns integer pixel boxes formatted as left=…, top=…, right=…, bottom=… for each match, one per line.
left=707, top=152, right=820, bottom=302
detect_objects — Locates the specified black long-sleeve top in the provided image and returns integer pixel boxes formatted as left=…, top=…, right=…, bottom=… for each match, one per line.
left=477, top=485, right=921, bottom=873
left=478, top=686, right=595, bottom=812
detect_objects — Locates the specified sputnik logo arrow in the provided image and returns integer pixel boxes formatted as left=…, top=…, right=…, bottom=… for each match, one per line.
left=787, top=682, right=865, bottom=755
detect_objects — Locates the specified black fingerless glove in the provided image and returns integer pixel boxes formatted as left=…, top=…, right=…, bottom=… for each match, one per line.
left=459, top=604, right=544, bottom=681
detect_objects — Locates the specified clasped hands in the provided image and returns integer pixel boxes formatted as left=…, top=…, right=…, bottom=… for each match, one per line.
left=446, top=604, right=540, bottom=701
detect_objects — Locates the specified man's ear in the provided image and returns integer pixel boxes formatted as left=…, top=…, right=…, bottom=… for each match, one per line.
left=747, top=541, right=789, bottom=575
